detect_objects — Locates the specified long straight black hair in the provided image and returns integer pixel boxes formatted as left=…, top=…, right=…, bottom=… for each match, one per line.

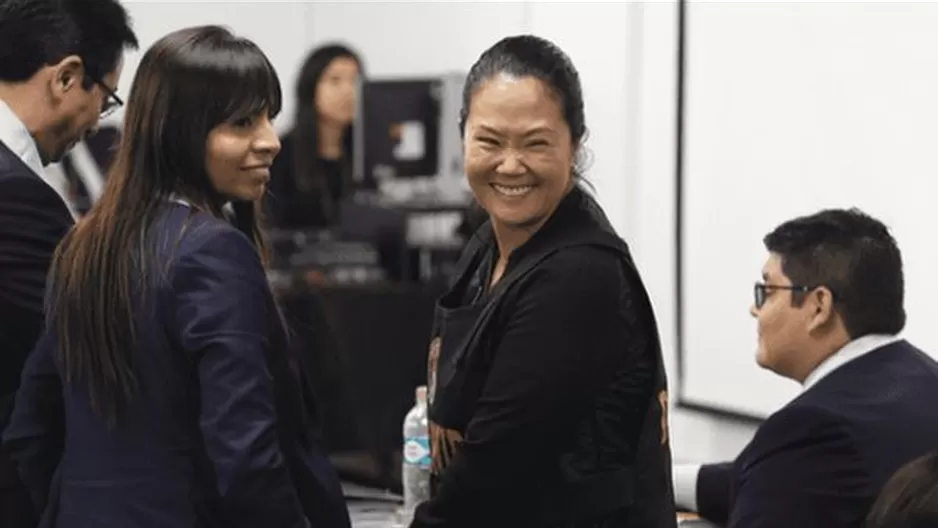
left=289, top=43, right=362, bottom=221
left=48, top=25, right=282, bottom=425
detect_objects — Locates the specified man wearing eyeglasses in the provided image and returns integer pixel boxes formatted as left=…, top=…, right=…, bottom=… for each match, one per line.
left=0, top=0, right=137, bottom=525
left=674, top=208, right=938, bottom=528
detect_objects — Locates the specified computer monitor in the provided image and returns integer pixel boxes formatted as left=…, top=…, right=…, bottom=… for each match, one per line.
left=354, top=78, right=441, bottom=184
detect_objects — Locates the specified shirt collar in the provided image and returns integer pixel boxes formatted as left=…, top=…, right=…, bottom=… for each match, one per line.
left=802, top=333, right=900, bottom=390
left=0, top=99, right=78, bottom=219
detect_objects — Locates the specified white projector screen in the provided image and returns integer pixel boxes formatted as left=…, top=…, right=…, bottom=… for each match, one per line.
left=679, top=2, right=938, bottom=419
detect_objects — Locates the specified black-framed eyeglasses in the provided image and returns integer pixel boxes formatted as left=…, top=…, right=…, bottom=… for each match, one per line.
left=753, top=282, right=811, bottom=309
left=94, top=79, right=123, bottom=118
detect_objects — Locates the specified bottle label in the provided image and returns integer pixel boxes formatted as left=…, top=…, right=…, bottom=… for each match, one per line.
left=403, top=436, right=431, bottom=468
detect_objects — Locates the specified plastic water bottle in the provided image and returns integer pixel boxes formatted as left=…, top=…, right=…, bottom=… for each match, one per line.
left=401, top=385, right=431, bottom=520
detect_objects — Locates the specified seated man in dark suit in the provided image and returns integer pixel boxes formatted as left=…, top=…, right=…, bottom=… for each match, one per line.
left=673, top=208, right=938, bottom=528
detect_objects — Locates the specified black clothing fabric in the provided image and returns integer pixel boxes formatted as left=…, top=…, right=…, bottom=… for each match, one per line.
left=267, top=134, right=349, bottom=229
left=412, top=187, right=677, bottom=527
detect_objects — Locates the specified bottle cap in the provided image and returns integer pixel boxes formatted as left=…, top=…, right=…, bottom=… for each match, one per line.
left=416, top=385, right=427, bottom=402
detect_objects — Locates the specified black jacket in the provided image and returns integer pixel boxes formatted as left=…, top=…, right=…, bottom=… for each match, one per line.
left=412, top=187, right=676, bottom=527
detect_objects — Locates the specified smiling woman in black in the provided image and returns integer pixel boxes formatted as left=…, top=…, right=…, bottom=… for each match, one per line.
left=411, top=36, right=677, bottom=528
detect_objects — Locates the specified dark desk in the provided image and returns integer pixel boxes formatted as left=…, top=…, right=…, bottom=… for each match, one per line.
left=277, top=281, right=439, bottom=491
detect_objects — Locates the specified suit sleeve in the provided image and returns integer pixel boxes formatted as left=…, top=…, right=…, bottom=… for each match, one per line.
left=412, top=251, right=654, bottom=527
left=696, top=462, right=735, bottom=524
left=0, top=174, right=70, bottom=407
left=170, top=228, right=308, bottom=528
left=726, top=406, right=869, bottom=528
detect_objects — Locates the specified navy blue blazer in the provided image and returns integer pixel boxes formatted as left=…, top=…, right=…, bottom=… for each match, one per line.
left=696, top=340, right=938, bottom=528
left=3, top=203, right=351, bottom=528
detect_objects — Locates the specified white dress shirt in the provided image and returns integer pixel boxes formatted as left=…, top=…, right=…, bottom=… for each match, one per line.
left=801, top=333, right=900, bottom=390
left=65, top=140, right=105, bottom=201
left=0, top=98, right=78, bottom=219
left=673, top=462, right=703, bottom=512
left=672, top=333, right=900, bottom=512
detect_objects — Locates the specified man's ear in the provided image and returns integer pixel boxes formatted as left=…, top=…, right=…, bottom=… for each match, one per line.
left=806, top=286, right=836, bottom=332
left=49, top=55, right=85, bottom=100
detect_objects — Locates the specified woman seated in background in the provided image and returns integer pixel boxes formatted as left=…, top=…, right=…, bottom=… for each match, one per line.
left=3, top=26, right=349, bottom=528
left=867, top=452, right=938, bottom=528
left=268, top=43, right=363, bottom=229
left=413, top=35, right=676, bottom=527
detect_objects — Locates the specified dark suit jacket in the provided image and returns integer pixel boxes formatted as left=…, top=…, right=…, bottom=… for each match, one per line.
left=3, top=204, right=351, bottom=528
left=696, top=340, right=938, bottom=528
left=0, top=140, right=73, bottom=527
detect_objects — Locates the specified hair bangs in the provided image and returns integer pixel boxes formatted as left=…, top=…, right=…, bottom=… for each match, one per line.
left=207, top=39, right=282, bottom=124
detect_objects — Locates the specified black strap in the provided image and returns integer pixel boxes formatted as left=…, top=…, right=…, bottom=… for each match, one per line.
left=450, top=247, right=561, bottom=367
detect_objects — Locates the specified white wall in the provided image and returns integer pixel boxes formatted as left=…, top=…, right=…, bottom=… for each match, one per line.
left=680, top=2, right=938, bottom=419
left=115, top=1, right=313, bottom=132
left=306, top=2, right=528, bottom=77
left=116, top=0, right=760, bottom=464
left=629, top=1, right=757, bottom=462
left=525, top=2, right=637, bottom=242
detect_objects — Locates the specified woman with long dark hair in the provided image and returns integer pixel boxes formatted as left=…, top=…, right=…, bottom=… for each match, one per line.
left=268, top=43, right=363, bottom=228
left=3, top=26, right=350, bottom=528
